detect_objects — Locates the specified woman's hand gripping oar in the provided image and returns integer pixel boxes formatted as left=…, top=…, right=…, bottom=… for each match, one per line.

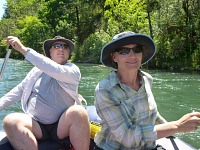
left=0, top=45, right=12, bottom=81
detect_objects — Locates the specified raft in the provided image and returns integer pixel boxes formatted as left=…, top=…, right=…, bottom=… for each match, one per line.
left=0, top=106, right=197, bottom=150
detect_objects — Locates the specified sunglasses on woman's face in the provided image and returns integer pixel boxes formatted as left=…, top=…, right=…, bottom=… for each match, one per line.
left=116, top=45, right=143, bottom=55
left=52, top=43, right=69, bottom=49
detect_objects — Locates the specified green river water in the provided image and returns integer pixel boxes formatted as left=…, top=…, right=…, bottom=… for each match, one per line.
left=0, top=59, right=199, bottom=149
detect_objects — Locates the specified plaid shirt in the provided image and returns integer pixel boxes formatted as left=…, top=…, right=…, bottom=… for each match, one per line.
left=94, top=70, right=166, bottom=150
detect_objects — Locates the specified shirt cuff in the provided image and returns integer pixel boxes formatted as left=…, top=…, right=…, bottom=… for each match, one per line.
left=141, top=125, right=157, bottom=142
left=24, top=48, right=31, bottom=58
left=24, top=48, right=39, bottom=63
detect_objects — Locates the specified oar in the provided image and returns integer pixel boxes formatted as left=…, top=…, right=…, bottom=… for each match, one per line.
left=0, top=45, right=12, bottom=81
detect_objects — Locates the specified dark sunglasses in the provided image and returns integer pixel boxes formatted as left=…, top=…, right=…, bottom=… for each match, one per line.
left=52, top=43, right=69, bottom=49
left=116, top=45, right=143, bottom=55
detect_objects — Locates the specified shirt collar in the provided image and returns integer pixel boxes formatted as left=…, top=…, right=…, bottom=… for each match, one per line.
left=108, top=70, right=144, bottom=87
left=109, top=70, right=119, bottom=87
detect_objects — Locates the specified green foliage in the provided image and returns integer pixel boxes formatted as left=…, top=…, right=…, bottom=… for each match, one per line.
left=192, top=43, right=200, bottom=68
left=150, top=0, right=200, bottom=70
left=15, top=16, right=46, bottom=54
left=0, top=0, right=199, bottom=70
left=74, top=30, right=111, bottom=63
left=6, top=0, right=40, bottom=19
left=0, top=17, right=16, bottom=58
left=38, top=0, right=75, bottom=37
left=104, top=0, right=149, bottom=34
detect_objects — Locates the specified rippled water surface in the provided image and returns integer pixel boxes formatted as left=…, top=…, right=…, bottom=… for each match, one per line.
left=0, top=59, right=200, bottom=148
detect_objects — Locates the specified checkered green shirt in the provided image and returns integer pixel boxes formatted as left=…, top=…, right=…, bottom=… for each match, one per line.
left=94, top=70, right=166, bottom=150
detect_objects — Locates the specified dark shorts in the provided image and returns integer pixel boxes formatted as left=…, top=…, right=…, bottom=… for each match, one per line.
left=37, top=121, right=71, bottom=149
left=90, top=139, right=103, bottom=150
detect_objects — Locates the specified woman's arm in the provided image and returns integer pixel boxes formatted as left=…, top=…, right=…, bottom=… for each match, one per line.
left=155, top=112, right=200, bottom=139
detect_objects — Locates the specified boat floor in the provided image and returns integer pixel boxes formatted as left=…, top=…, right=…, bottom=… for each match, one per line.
left=0, top=106, right=197, bottom=149
left=0, top=132, right=197, bottom=150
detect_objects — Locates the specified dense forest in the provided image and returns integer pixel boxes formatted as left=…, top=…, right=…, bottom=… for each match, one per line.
left=0, top=0, right=199, bottom=70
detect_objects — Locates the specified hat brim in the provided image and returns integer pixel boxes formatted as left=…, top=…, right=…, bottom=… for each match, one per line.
left=100, top=34, right=156, bottom=69
left=43, top=38, right=74, bottom=58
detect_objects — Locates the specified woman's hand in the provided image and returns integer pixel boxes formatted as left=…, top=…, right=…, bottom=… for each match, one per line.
left=176, top=112, right=200, bottom=132
left=155, top=111, right=200, bottom=139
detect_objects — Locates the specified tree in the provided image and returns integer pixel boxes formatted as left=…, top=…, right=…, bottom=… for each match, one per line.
left=153, top=0, right=200, bottom=69
left=104, top=0, right=149, bottom=35
left=15, top=16, right=46, bottom=53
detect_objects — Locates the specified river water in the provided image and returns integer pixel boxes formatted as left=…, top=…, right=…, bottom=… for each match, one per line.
left=0, top=59, right=200, bottom=148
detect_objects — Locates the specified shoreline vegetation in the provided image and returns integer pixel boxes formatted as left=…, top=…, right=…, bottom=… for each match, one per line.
left=1, top=55, right=200, bottom=73
left=0, top=57, right=199, bottom=74
left=0, top=0, right=200, bottom=72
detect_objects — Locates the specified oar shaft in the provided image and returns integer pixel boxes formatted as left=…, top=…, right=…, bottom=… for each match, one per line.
left=0, top=46, right=12, bottom=81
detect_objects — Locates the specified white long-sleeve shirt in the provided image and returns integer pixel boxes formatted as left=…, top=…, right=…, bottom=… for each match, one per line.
left=0, top=48, right=83, bottom=123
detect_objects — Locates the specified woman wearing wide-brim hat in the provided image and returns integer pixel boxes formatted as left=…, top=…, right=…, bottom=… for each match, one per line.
left=94, top=31, right=200, bottom=150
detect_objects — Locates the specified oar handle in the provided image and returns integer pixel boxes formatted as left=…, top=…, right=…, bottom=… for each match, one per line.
left=0, top=46, right=12, bottom=81
left=9, top=45, right=12, bottom=49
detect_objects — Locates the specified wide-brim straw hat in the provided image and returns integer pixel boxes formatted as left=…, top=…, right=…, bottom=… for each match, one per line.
left=43, top=36, right=74, bottom=58
left=100, top=31, right=156, bottom=69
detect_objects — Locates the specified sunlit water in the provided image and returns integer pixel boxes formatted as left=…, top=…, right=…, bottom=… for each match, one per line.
left=0, top=59, right=200, bottom=148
